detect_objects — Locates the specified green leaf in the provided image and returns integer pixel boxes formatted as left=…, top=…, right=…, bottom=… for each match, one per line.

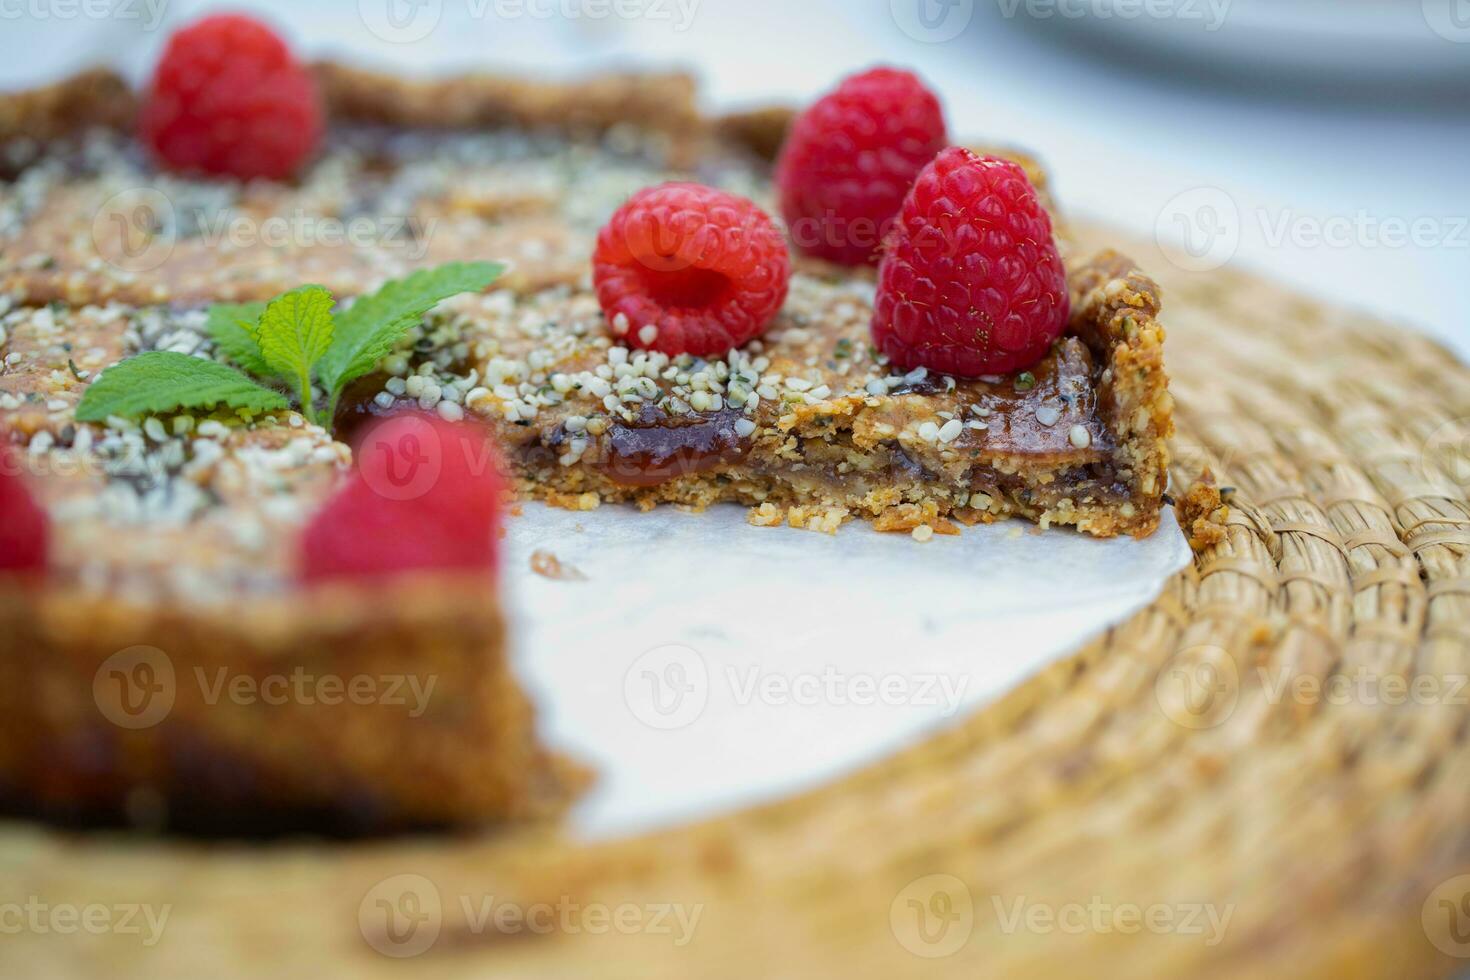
left=75, top=351, right=289, bottom=423
left=251, top=285, right=336, bottom=388
left=205, top=302, right=270, bottom=377
left=317, top=262, right=503, bottom=394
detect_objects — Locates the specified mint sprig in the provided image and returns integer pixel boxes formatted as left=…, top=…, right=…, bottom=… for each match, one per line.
left=75, top=261, right=503, bottom=432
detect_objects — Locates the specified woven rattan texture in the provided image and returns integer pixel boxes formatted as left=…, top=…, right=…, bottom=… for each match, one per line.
left=3, top=226, right=1467, bottom=979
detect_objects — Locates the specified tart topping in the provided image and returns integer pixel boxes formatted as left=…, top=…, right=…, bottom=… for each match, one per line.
left=0, top=446, right=48, bottom=573
left=593, top=182, right=791, bottom=358
left=871, top=147, right=1069, bottom=378
left=75, top=263, right=502, bottom=434
left=299, top=413, right=505, bottom=582
left=139, top=14, right=324, bottom=181
left=776, top=67, right=948, bottom=266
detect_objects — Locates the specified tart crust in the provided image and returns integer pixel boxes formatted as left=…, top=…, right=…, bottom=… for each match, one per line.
left=0, top=575, right=581, bottom=835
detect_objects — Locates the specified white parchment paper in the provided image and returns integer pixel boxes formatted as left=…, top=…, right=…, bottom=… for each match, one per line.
left=502, top=502, right=1191, bottom=839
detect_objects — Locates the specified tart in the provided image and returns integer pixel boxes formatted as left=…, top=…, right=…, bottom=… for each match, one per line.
left=0, top=60, right=1171, bottom=832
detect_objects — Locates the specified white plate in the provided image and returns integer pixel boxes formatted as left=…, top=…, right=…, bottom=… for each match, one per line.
left=1013, top=0, right=1470, bottom=87
left=503, top=501, right=1191, bottom=838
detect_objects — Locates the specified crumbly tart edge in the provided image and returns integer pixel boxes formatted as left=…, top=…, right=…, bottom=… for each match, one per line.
left=0, top=572, right=589, bottom=833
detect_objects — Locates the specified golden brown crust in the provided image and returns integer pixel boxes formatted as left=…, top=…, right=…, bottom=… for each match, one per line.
left=0, top=69, right=135, bottom=147
left=312, top=61, right=703, bottom=146
left=1174, top=467, right=1229, bottom=552
left=1067, top=248, right=1174, bottom=536
left=0, top=573, right=583, bottom=834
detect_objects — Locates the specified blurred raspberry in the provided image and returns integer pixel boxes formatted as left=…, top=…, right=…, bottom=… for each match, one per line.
left=0, top=446, right=47, bottom=573
left=300, top=413, right=504, bottom=582
left=776, top=67, right=948, bottom=266
left=139, top=14, right=323, bottom=181
left=593, top=182, right=791, bottom=357
left=871, top=147, right=1069, bottom=378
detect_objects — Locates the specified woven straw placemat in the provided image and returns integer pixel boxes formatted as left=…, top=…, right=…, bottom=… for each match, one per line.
left=3, top=224, right=1468, bottom=979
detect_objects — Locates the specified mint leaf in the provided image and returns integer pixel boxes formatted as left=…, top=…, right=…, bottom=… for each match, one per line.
left=75, top=351, right=289, bottom=423
left=205, top=302, right=270, bottom=378
left=252, top=285, right=335, bottom=388
left=317, top=262, right=502, bottom=394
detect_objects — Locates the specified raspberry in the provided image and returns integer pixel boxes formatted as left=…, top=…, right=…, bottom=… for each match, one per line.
left=776, top=67, right=948, bottom=266
left=300, top=413, right=504, bottom=583
left=139, top=14, right=323, bottom=181
left=593, top=182, right=791, bottom=357
left=871, top=147, right=1069, bottom=378
left=0, top=447, right=48, bottom=573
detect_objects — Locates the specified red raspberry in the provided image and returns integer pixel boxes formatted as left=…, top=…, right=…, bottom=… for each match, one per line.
left=593, top=182, right=791, bottom=358
left=300, top=414, right=504, bottom=583
left=776, top=67, right=948, bottom=266
left=871, top=148, right=1069, bottom=378
left=139, top=14, right=323, bottom=181
left=0, top=446, right=48, bottom=573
